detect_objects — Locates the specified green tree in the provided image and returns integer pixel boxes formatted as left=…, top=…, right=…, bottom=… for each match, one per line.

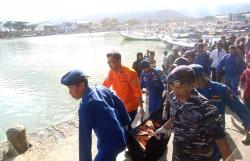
left=27, top=24, right=38, bottom=31
left=125, top=19, right=141, bottom=25
left=3, top=21, right=15, bottom=32
left=12, top=21, right=28, bottom=31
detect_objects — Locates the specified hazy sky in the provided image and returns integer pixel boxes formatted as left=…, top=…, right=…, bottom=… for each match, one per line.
left=0, top=0, right=249, bottom=22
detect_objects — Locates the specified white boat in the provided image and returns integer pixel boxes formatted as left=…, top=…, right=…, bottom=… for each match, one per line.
left=157, top=34, right=196, bottom=48
left=118, top=31, right=159, bottom=41
left=170, top=38, right=196, bottom=48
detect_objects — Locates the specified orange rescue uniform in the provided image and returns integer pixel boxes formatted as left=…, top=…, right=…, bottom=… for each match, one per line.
left=103, top=66, right=142, bottom=112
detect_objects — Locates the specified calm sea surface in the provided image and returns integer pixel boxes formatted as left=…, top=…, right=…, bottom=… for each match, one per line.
left=0, top=32, right=167, bottom=142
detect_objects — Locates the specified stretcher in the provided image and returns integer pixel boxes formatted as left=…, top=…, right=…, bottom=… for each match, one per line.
left=127, top=105, right=170, bottom=161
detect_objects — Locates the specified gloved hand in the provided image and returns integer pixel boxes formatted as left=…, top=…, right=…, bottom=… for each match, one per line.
left=154, top=126, right=172, bottom=140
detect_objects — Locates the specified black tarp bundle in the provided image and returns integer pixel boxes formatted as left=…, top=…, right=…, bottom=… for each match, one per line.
left=127, top=103, right=170, bottom=161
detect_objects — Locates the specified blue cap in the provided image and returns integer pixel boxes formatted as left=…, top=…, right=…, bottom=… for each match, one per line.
left=167, top=65, right=195, bottom=86
left=61, top=70, right=88, bottom=86
left=188, top=64, right=205, bottom=77
left=140, top=60, right=150, bottom=70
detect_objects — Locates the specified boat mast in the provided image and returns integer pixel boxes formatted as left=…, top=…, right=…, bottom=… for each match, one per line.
left=126, top=23, right=129, bottom=34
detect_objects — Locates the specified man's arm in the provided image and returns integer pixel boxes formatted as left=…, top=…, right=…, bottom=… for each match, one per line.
left=203, top=104, right=234, bottom=161
left=216, top=56, right=226, bottom=80
left=154, top=118, right=173, bottom=139
left=162, top=118, right=173, bottom=129
left=224, top=87, right=250, bottom=131
left=217, top=55, right=225, bottom=73
left=79, top=105, right=93, bottom=161
left=103, top=71, right=112, bottom=88
left=215, top=138, right=235, bottom=161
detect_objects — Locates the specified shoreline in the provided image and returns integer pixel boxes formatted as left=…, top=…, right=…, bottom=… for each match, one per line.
left=0, top=118, right=79, bottom=161
left=0, top=30, right=127, bottom=40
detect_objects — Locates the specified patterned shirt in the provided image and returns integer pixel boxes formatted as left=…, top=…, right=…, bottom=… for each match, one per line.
left=169, top=90, right=225, bottom=161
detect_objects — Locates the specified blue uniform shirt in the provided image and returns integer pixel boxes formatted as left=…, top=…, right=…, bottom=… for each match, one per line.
left=140, top=68, right=164, bottom=114
left=217, top=54, right=246, bottom=77
left=217, top=54, right=246, bottom=95
left=195, top=52, right=211, bottom=76
left=197, top=81, right=250, bottom=130
left=79, top=86, right=130, bottom=161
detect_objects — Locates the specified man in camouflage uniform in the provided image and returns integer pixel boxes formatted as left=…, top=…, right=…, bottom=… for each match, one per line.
left=154, top=65, right=234, bottom=161
left=189, top=64, right=250, bottom=161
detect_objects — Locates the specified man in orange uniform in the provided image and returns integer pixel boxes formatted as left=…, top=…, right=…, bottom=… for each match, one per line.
left=103, top=51, right=144, bottom=126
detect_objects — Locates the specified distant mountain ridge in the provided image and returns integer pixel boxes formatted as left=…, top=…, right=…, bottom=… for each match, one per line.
left=84, top=9, right=189, bottom=22
left=82, top=3, right=250, bottom=22
left=45, top=3, right=250, bottom=24
left=178, top=3, right=250, bottom=17
left=140, top=9, right=190, bottom=21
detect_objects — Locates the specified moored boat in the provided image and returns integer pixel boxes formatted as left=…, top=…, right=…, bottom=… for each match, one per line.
left=157, top=34, right=196, bottom=48
left=118, top=31, right=159, bottom=41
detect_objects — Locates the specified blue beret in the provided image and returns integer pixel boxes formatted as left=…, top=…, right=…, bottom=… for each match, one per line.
left=61, top=70, right=88, bottom=86
left=188, top=64, right=205, bottom=77
left=167, top=65, right=195, bottom=85
left=140, top=60, right=150, bottom=70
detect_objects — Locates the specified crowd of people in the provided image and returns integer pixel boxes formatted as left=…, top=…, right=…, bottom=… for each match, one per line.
left=60, top=33, right=250, bottom=161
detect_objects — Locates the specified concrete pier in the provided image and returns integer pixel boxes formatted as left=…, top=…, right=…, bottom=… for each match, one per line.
left=6, top=125, right=29, bottom=154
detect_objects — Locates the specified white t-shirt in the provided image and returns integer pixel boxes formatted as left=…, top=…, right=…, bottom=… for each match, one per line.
left=210, top=49, right=227, bottom=68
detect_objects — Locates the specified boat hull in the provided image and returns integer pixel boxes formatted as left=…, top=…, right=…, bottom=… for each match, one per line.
left=118, top=32, right=159, bottom=41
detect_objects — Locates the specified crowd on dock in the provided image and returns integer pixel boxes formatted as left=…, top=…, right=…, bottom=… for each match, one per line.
left=60, top=33, right=250, bottom=161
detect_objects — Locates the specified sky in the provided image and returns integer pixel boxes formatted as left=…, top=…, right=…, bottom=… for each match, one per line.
left=0, top=0, right=249, bottom=22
